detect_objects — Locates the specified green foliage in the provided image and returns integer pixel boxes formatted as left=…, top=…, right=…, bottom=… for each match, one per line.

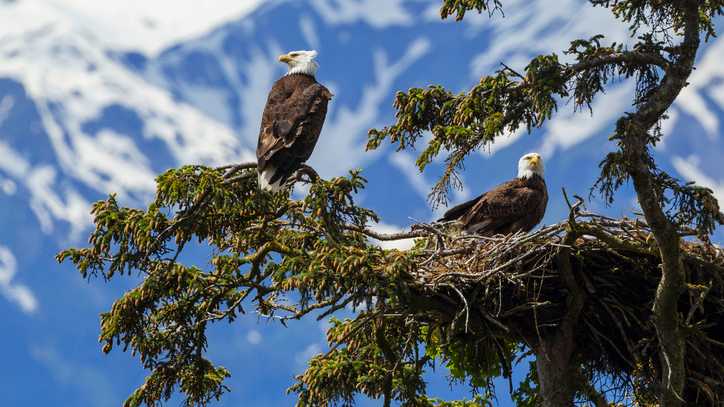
left=595, top=116, right=723, bottom=237
left=292, top=312, right=519, bottom=406
left=510, top=361, right=539, bottom=407
left=59, top=165, right=522, bottom=406
left=591, top=0, right=724, bottom=39
left=422, top=395, right=491, bottom=406
left=439, top=0, right=502, bottom=21
left=58, top=165, right=409, bottom=406
left=291, top=315, right=430, bottom=406
left=423, top=326, right=514, bottom=389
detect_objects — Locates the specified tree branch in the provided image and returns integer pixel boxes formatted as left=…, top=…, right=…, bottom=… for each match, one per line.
left=616, top=3, right=702, bottom=405
left=568, top=50, right=669, bottom=73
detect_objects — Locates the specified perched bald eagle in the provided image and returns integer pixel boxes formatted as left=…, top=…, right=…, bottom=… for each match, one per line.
left=439, top=153, right=548, bottom=235
left=256, top=50, right=333, bottom=192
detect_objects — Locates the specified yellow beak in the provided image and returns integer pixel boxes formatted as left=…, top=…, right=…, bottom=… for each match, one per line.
left=529, top=156, right=540, bottom=167
left=278, top=54, right=292, bottom=63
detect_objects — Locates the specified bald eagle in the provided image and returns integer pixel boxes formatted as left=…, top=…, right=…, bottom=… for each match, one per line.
left=439, top=153, right=548, bottom=235
left=256, top=50, right=333, bottom=192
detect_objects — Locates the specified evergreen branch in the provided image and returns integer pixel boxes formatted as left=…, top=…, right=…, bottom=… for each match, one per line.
left=369, top=41, right=670, bottom=206
left=567, top=49, right=669, bottom=72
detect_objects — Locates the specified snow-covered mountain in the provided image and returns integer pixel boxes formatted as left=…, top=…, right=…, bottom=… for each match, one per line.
left=1, top=1, right=723, bottom=406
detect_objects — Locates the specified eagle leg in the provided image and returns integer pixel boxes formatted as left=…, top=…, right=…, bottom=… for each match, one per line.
left=283, top=164, right=321, bottom=189
left=295, top=164, right=320, bottom=183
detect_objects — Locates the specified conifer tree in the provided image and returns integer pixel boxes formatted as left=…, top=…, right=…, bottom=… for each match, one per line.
left=59, top=1, right=724, bottom=406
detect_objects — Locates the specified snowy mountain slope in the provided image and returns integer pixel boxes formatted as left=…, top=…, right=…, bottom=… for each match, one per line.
left=0, top=0, right=255, bottom=234
left=2, top=0, right=264, bottom=55
left=0, top=1, right=723, bottom=406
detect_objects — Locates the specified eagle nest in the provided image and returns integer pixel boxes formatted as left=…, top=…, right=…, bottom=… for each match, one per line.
left=395, top=201, right=724, bottom=404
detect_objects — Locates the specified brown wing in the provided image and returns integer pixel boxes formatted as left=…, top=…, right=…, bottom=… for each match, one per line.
left=257, top=75, right=332, bottom=184
left=439, top=193, right=486, bottom=222
left=461, top=179, right=545, bottom=235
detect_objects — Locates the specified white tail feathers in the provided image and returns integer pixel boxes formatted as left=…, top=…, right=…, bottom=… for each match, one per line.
left=258, top=168, right=285, bottom=192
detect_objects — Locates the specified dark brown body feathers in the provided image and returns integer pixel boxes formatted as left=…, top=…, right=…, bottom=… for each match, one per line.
left=256, top=73, right=332, bottom=185
left=440, top=175, right=548, bottom=236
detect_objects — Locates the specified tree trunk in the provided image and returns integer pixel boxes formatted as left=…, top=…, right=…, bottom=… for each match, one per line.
left=618, top=4, right=700, bottom=405
left=534, top=230, right=584, bottom=406
left=536, top=332, right=576, bottom=407
left=629, top=167, right=687, bottom=406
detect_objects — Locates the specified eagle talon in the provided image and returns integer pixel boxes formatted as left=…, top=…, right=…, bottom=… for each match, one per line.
left=282, top=177, right=297, bottom=189
left=281, top=165, right=321, bottom=191
left=295, top=164, right=320, bottom=184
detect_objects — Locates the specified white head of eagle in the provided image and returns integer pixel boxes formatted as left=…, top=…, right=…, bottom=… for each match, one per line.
left=518, top=152, right=544, bottom=179
left=278, top=50, right=319, bottom=77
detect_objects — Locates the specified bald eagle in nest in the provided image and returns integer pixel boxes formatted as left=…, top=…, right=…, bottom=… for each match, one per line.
left=440, top=153, right=548, bottom=235
left=256, top=50, right=333, bottom=192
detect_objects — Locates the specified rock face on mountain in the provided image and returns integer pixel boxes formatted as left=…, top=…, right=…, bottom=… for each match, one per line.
left=0, top=1, right=722, bottom=406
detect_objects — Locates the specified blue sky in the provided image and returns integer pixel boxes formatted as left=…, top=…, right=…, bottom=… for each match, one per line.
left=1, top=1, right=723, bottom=406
